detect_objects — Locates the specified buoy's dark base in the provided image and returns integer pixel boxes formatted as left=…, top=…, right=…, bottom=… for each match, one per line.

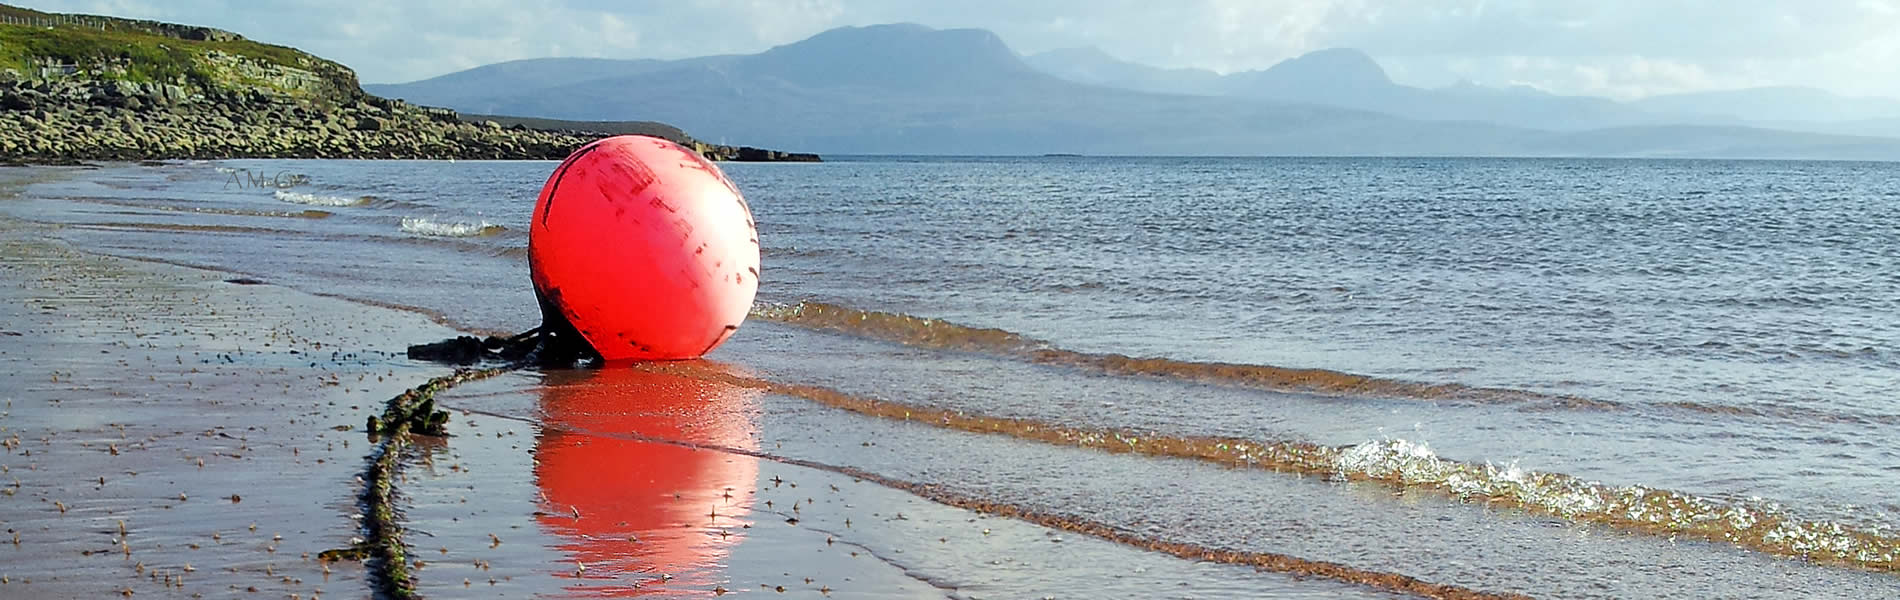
left=404, top=290, right=602, bottom=368
left=530, top=287, right=601, bottom=366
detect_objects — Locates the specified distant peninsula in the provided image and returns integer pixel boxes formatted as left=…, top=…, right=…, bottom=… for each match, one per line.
left=0, top=4, right=818, bottom=163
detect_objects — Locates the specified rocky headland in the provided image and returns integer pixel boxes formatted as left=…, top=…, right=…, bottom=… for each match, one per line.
left=0, top=4, right=818, bottom=163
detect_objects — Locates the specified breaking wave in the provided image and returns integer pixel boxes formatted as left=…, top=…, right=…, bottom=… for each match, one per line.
left=274, top=190, right=369, bottom=207
left=399, top=217, right=505, bottom=238
left=632, top=360, right=1900, bottom=574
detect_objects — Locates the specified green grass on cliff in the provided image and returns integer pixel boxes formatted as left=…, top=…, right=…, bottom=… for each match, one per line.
left=0, top=20, right=342, bottom=90
left=0, top=23, right=204, bottom=84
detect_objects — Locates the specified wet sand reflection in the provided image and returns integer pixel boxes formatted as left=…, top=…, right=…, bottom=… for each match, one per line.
left=533, top=363, right=763, bottom=595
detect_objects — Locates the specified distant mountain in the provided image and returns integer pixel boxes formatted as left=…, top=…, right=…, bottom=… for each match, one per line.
left=369, top=23, right=1900, bottom=158
left=739, top=23, right=1044, bottom=92
left=1022, top=47, right=1221, bottom=95
left=1630, top=86, right=1900, bottom=123
left=364, top=56, right=733, bottom=113
left=1026, top=46, right=1900, bottom=138
left=1028, top=46, right=1668, bottom=131
left=1221, top=47, right=1393, bottom=100
left=1752, top=117, right=1900, bottom=139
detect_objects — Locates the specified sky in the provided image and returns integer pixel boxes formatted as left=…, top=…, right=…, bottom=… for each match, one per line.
left=20, top=0, right=1900, bottom=100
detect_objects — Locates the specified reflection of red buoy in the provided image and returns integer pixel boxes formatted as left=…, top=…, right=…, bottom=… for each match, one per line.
left=535, top=364, right=761, bottom=594
left=529, top=136, right=760, bottom=361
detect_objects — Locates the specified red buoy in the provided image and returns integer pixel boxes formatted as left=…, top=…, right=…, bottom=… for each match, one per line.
left=529, top=135, right=759, bottom=361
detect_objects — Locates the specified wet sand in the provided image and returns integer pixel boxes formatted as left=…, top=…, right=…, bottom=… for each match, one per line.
left=0, top=210, right=473, bottom=598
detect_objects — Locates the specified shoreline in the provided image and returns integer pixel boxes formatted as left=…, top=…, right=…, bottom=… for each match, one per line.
left=0, top=166, right=1459, bottom=599
left=0, top=212, right=1299, bottom=599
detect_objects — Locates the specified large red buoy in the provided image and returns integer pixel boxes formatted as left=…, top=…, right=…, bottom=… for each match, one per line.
left=529, top=136, right=759, bottom=361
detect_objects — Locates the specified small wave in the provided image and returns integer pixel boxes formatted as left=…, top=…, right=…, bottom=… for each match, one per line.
left=65, top=197, right=331, bottom=219
left=752, top=301, right=1045, bottom=354
left=752, top=301, right=1900, bottom=426
left=399, top=217, right=505, bottom=238
left=274, top=190, right=368, bottom=207
left=751, top=301, right=1612, bottom=408
left=73, top=222, right=301, bottom=236
left=636, top=360, right=1900, bottom=573
left=189, top=206, right=332, bottom=220
left=361, top=196, right=430, bottom=210
left=763, top=245, right=838, bottom=258
left=1326, top=438, right=1899, bottom=570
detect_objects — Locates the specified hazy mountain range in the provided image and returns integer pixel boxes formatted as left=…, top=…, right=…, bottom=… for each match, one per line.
left=367, top=23, right=1900, bottom=158
left=1024, top=46, right=1900, bottom=133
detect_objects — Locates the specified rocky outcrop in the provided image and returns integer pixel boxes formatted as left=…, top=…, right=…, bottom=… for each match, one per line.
left=0, top=75, right=824, bottom=161
left=0, top=77, right=601, bottom=160
left=464, top=114, right=821, bottom=162
left=707, top=145, right=823, bottom=162
left=0, top=4, right=818, bottom=163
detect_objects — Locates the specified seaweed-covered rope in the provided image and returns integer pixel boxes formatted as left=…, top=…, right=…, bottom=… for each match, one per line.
left=322, top=323, right=594, bottom=599
left=319, top=368, right=509, bottom=598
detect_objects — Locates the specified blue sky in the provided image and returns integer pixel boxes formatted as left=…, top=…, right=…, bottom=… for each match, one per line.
left=21, top=0, right=1900, bottom=99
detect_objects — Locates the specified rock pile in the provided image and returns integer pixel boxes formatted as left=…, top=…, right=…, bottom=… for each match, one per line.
left=0, top=77, right=602, bottom=161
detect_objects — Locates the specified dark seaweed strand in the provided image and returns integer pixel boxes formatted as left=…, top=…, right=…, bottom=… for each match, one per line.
left=323, top=367, right=511, bottom=599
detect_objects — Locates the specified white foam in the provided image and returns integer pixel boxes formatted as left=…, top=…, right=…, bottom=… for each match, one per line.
left=1334, top=438, right=1450, bottom=484
left=274, top=190, right=366, bottom=207
left=400, top=217, right=504, bottom=237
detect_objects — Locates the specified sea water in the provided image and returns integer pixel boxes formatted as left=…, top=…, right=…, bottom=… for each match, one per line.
left=10, top=156, right=1900, bottom=597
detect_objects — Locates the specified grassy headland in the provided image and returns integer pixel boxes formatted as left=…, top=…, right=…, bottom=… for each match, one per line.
left=0, top=4, right=817, bottom=162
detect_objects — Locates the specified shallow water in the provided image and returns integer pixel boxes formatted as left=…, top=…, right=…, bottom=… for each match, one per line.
left=8, top=157, right=1900, bottom=597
